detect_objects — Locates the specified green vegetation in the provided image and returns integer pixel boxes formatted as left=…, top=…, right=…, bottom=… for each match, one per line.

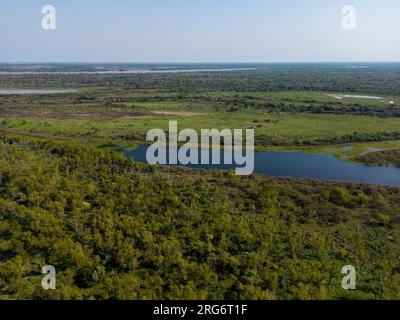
left=1, top=65, right=400, bottom=300
left=2, top=63, right=400, bottom=95
left=1, top=83, right=400, bottom=158
left=1, top=113, right=400, bottom=149
left=0, top=137, right=400, bottom=300
left=356, top=149, right=400, bottom=168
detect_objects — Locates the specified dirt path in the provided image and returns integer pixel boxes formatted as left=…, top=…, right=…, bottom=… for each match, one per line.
left=151, top=111, right=203, bottom=117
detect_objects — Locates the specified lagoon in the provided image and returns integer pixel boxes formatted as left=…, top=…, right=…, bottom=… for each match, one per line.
left=122, top=144, right=400, bottom=186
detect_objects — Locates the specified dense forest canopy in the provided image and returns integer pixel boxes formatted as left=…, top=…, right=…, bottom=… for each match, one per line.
left=0, top=136, right=399, bottom=299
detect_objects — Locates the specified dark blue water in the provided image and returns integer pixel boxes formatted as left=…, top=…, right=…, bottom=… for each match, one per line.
left=122, top=144, right=400, bottom=186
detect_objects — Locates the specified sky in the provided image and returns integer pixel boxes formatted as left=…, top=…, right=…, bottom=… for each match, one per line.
left=0, top=0, right=399, bottom=63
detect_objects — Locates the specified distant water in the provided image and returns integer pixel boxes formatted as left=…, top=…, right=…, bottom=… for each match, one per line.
left=0, top=68, right=261, bottom=76
left=122, top=144, right=400, bottom=186
left=1, top=62, right=400, bottom=75
left=0, top=89, right=76, bottom=95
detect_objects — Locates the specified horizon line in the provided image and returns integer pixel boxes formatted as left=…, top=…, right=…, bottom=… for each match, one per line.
left=1, top=61, right=400, bottom=65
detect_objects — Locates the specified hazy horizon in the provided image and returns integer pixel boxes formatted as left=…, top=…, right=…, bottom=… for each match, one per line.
left=1, top=0, right=399, bottom=63
left=1, top=61, right=400, bottom=65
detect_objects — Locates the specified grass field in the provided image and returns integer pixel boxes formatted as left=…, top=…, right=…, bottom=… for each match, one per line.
left=1, top=89, right=400, bottom=160
left=1, top=112, right=400, bottom=140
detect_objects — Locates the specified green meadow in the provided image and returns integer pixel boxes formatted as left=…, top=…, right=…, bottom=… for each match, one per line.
left=1, top=89, right=400, bottom=161
left=1, top=112, right=400, bottom=140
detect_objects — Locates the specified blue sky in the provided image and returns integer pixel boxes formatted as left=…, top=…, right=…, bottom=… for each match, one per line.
left=0, top=0, right=399, bottom=62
